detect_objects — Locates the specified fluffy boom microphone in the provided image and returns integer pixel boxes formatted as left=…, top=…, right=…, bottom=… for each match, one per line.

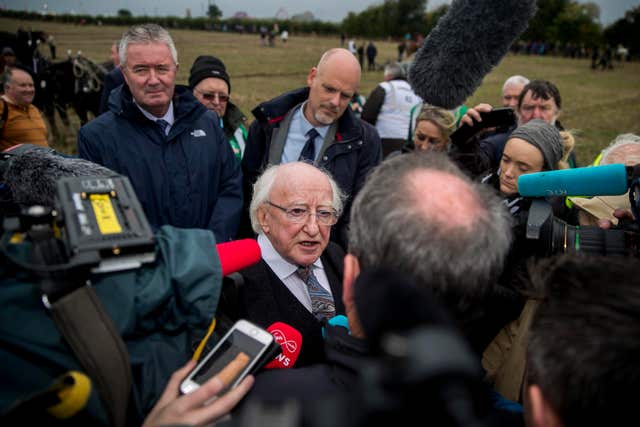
left=1, top=144, right=118, bottom=207
left=408, top=0, right=537, bottom=109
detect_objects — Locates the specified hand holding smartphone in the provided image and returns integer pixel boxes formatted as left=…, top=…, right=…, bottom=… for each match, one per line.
left=180, top=319, right=274, bottom=395
left=450, top=107, right=516, bottom=145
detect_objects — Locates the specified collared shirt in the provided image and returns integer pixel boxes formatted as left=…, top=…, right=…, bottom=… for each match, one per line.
left=135, top=100, right=175, bottom=135
left=257, top=233, right=333, bottom=313
left=281, top=102, right=329, bottom=163
left=0, top=96, right=48, bottom=151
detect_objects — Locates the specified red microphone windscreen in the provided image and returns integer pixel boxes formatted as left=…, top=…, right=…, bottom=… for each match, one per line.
left=215, top=239, right=261, bottom=276
left=264, top=322, right=302, bottom=369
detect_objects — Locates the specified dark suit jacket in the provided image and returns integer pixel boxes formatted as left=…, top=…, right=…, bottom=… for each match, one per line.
left=225, top=242, right=346, bottom=367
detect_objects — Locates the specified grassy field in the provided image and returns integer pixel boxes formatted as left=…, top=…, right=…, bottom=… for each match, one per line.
left=3, top=17, right=640, bottom=165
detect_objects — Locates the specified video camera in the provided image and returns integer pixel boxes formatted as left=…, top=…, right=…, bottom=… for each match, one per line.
left=517, top=164, right=640, bottom=257
left=1, top=174, right=156, bottom=300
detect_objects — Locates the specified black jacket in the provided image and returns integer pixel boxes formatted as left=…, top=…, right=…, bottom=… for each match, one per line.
left=226, top=242, right=346, bottom=367
left=241, top=87, right=382, bottom=248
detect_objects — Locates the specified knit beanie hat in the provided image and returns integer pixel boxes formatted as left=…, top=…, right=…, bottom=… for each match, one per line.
left=509, top=119, right=563, bottom=170
left=188, top=55, right=231, bottom=93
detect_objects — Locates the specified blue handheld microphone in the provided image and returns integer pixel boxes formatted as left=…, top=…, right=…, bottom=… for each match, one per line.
left=518, top=164, right=629, bottom=197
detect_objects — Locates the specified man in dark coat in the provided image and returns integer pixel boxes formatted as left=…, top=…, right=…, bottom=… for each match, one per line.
left=225, top=162, right=346, bottom=367
left=78, top=24, right=242, bottom=243
left=241, top=48, right=382, bottom=248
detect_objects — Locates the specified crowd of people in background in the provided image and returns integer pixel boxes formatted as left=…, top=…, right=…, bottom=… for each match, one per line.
left=1, top=21, right=639, bottom=427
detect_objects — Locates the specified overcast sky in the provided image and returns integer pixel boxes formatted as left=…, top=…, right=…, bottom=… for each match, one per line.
left=1, top=0, right=637, bottom=25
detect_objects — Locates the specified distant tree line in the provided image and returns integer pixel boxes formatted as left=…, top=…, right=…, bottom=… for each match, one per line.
left=1, top=1, right=638, bottom=56
left=0, top=9, right=340, bottom=36
left=342, top=0, right=638, bottom=57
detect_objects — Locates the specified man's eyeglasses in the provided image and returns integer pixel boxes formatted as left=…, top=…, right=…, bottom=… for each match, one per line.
left=266, top=201, right=338, bottom=226
left=195, top=89, right=229, bottom=103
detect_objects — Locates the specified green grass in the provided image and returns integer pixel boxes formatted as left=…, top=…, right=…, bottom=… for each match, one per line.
left=3, top=17, right=639, bottom=164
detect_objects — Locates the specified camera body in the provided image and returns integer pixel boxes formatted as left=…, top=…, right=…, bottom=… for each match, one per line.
left=525, top=199, right=639, bottom=257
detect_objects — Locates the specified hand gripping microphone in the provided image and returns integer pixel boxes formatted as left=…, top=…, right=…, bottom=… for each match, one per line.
left=215, top=239, right=261, bottom=276
left=517, top=164, right=631, bottom=197
left=264, top=322, right=303, bottom=369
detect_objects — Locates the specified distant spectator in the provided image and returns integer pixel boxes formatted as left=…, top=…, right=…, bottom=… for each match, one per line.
left=397, top=40, right=406, bottom=62
left=501, top=75, right=529, bottom=108
left=348, top=38, right=356, bottom=55
left=189, top=55, right=248, bottom=160
left=99, top=40, right=125, bottom=114
left=361, top=62, right=422, bottom=158
left=1, top=47, right=17, bottom=73
left=366, top=41, right=377, bottom=71
left=410, top=105, right=456, bottom=153
left=1, top=66, right=48, bottom=151
left=356, top=43, right=364, bottom=66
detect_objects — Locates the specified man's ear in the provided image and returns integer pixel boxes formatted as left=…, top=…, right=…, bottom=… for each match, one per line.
left=257, top=206, right=269, bottom=234
left=307, top=67, right=317, bottom=88
left=120, top=64, right=130, bottom=86
left=342, top=253, right=360, bottom=305
left=526, top=384, right=564, bottom=427
left=342, top=253, right=366, bottom=337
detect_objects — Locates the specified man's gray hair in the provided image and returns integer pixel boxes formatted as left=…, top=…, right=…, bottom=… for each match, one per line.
left=599, top=133, right=640, bottom=166
left=119, top=23, right=178, bottom=66
left=249, top=163, right=345, bottom=235
left=384, top=61, right=406, bottom=80
left=348, top=152, right=512, bottom=305
left=502, top=75, right=529, bottom=92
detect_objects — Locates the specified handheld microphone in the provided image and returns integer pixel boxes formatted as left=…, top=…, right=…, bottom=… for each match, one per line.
left=264, top=322, right=302, bottom=369
left=517, top=164, right=630, bottom=197
left=408, top=0, right=537, bottom=109
left=215, top=239, right=261, bottom=276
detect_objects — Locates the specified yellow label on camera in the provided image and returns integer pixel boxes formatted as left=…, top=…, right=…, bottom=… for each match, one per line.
left=90, top=194, right=122, bottom=234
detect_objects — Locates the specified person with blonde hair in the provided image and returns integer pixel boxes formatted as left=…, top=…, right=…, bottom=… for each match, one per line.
left=412, top=105, right=457, bottom=152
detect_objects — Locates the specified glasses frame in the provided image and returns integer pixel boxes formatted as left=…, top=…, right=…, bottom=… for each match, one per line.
left=194, top=88, right=229, bottom=103
left=265, top=201, right=338, bottom=226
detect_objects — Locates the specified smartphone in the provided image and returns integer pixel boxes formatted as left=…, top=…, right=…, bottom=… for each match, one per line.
left=450, top=107, right=516, bottom=145
left=180, top=319, right=274, bottom=395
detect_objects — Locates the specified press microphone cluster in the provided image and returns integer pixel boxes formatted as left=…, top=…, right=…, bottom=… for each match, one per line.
left=517, top=164, right=636, bottom=198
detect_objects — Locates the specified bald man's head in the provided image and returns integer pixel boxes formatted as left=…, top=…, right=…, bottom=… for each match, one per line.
left=304, top=48, right=361, bottom=127
left=349, top=152, right=512, bottom=305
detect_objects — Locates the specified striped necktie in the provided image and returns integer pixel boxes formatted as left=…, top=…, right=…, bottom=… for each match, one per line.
left=156, top=119, right=169, bottom=135
left=297, top=265, right=335, bottom=320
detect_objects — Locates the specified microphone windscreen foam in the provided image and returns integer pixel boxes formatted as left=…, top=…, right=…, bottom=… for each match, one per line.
left=2, top=144, right=117, bottom=207
left=215, top=239, right=261, bottom=276
left=408, top=0, right=537, bottom=109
